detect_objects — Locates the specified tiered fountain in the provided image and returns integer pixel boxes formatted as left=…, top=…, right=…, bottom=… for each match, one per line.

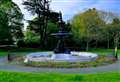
left=24, top=12, right=98, bottom=63
left=51, top=12, right=71, bottom=54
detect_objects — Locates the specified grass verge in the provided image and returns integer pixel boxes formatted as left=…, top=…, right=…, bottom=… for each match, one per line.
left=0, top=71, right=120, bottom=82
left=0, top=48, right=120, bottom=57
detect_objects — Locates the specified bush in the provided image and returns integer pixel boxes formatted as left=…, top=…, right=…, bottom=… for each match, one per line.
left=24, top=30, right=40, bottom=47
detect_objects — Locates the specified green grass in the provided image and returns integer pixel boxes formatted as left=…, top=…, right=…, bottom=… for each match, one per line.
left=0, top=48, right=43, bottom=57
left=0, top=48, right=120, bottom=57
left=0, top=71, right=120, bottom=82
left=87, top=48, right=120, bottom=56
left=0, top=51, right=8, bottom=57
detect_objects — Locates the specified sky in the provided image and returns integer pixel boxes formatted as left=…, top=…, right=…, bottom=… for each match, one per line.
left=12, top=0, right=120, bottom=27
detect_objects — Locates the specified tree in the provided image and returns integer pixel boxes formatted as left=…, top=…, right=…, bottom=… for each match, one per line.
left=0, top=9, right=13, bottom=44
left=0, top=0, right=24, bottom=45
left=23, top=0, right=59, bottom=48
left=104, top=18, right=120, bottom=59
left=98, top=10, right=117, bottom=24
left=95, top=11, right=118, bottom=49
left=25, top=17, right=59, bottom=49
left=71, top=8, right=105, bottom=51
left=24, top=29, right=40, bottom=47
left=45, top=20, right=59, bottom=49
left=23, top=0, right=49, bottom=48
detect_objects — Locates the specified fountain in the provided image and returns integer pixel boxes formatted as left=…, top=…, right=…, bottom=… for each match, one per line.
left=24, top=12, right=98, bottom=63
left=24, top=51, right=98, bottom=62
left=51, top=12, right=71, bottom=54
left=23, top=0, right=98, bottom=63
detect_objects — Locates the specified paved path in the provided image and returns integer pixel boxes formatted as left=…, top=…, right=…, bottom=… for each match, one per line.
left=0, top=57, right=120, bottom=74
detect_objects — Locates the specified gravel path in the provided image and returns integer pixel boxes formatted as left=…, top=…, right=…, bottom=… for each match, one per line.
left=0, top=57, right=120, bottom=74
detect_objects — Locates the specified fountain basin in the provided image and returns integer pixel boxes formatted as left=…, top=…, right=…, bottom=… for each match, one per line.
left=24, top=51, right=98, bottom=63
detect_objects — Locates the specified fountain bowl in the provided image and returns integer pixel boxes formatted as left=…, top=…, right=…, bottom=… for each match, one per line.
left=24, top=51, right=98, bottom=63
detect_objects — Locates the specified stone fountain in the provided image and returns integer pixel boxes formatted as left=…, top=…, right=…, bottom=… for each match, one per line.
left=24, top=12, right=98, bottom=63
left=51, top=12, right=71, bottom=54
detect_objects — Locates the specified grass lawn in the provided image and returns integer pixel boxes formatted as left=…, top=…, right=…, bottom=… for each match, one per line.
left=0, top=48, right=120, bottom=57
left=87, top=48, right=120, bottom=56
left=0, top=48, right=43, bottom=57
left=0, top=51, right=8, bottom=57
left=87, top=48, right=115, bottom=55
left=0, top=71, right=120, bottom=82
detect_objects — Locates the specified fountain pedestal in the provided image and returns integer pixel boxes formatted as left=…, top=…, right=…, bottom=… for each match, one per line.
left=54, top=39, right=67, bottom=53
left=51, top=12, right=71, bottom=54
left=52, top=32, right=71, bottom=54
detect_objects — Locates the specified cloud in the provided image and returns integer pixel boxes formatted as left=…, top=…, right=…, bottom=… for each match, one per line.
left=50, top=0, right=79, bottom=14
left=50, top=0, right=98, bottom=21
left=12, top=0, right=120, bottom=22
left=12, top=0, right=33, bottom=20
left=91, top=0, right=120, bottom=15
left=52, top=0, right=116, bottom=21
left=12, top=0, right=34, bottom=29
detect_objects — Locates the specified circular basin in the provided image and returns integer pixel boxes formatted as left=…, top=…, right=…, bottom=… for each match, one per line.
left=24, top=51, right=98, bottom=63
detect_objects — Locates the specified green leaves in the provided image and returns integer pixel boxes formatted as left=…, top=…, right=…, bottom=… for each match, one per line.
left=24, top=30, right=40, bottom=44
left=0, top=0, right=23, bottom=45
left=0, top=9, right=11, bottom=41
left=71, top=8, right=105, bottom=43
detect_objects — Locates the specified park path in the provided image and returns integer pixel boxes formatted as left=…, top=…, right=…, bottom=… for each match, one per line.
left=0, top=56, right=120, bottom=74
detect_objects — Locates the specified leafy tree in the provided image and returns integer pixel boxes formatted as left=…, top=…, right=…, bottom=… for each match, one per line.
left=103, top=18, right=120, bottom=59
left=24, top=29, right=40, bottom=47
left=98, top=10, right=117, bottom=24
left=0, top=0, right=24, bottom=45
left=94, top=11, right=118, bottom=49
left=23, top=0, right=49, bottom=48
left=26, top=17, right=59, bottom=49
left=23, top=0, right=59, bottom=48
left=45, top=20, right=59, bottom=49
left=0, top=9, right=13, bottom=44
left=71, top=8, right=105, bottom=51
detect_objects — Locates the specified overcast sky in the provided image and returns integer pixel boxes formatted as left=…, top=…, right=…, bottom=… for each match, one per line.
left=12, top=0, right=120, bottom=27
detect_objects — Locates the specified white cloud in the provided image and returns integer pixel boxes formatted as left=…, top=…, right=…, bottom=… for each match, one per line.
left=12, top=0, right=120, bottom=24
left=12, top=0, right=99, bottom=21
left=12, top=0, right=33, bottom=20
left=12, top=0, right=34, bottom=29
left=89, top=0, right=120, bottom=16
left=50, top=0, right=100, bottom=21
left=50, top=0, right=79, bottom=14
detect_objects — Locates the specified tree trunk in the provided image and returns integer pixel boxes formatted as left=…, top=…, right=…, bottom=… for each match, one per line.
left=86, top=41, right=89, bottom=51
left=40, top=30, right=44, bottom=48
left=39, top=18, right=44, bottom=48
left=107, top=38, right=110, bottom=49
left=95, top=40, right=98, bottom=48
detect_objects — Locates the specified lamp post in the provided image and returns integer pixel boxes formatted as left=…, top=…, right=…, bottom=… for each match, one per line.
left=115, top=46, right=118, bottom=60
